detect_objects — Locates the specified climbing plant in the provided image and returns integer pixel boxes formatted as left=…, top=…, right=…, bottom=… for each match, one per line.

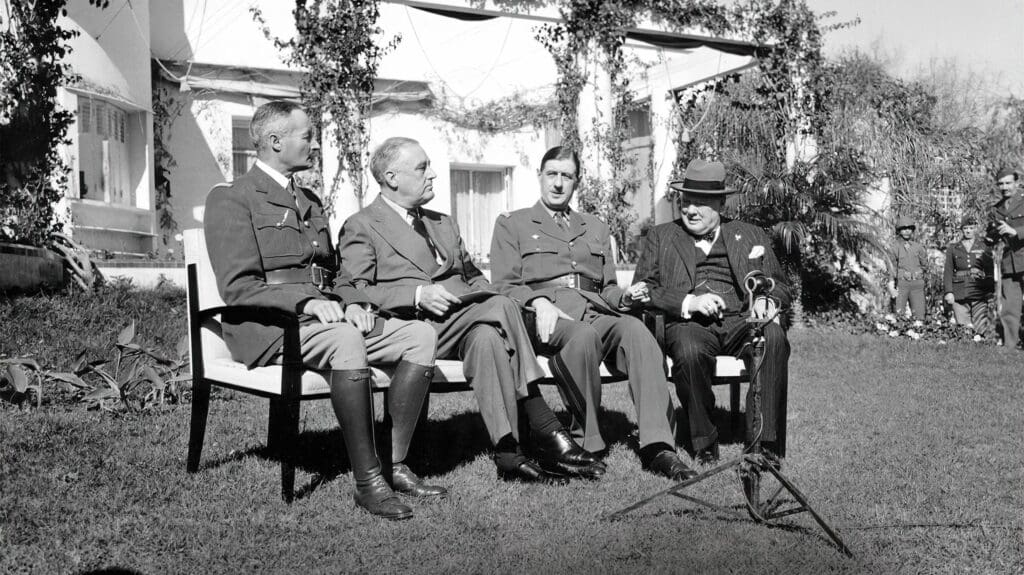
left=252, top=0, right=398, bottom=211
left=0, top=0, right=79, bottom=246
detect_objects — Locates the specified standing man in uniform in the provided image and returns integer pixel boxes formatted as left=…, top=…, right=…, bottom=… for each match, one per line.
left=204, top=102, right=441, bottom=520
left=943, top=216, right=993, bottom=337
left=888, top=217, right=930, bottom=322
left=985, top=167, right=1024, bottom=349
left=489, top=146, right=697, bottom=481
left=634, top=159, right=792, bottom=464
left=338, top=137, right=604, bottom=484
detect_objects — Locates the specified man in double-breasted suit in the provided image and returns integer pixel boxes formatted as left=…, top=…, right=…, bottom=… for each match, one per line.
left=204, top=102, right=442, bottom=520
left=338, top=137, right=604, bottom=484
left=634, top=159, right=792, bottom=464
left=489, top=145, right=696, bottom=481
left=985, top=167, right=1024, bottom=349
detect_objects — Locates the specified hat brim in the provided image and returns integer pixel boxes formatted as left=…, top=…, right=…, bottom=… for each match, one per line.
left=668, top=181, right=735, bottom=195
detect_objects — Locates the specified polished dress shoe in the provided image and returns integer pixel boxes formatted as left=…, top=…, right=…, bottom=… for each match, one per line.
left=532, top=429, right=606, bottom=479
left=354, top=474, right=413, bottom=520
left=696, top=443, right=720, bottom=466
left=644, top=450, right=698, bottom=481
left=391, top=463, right=448, bottom=498
left=497, top=457, right=570, bottom=486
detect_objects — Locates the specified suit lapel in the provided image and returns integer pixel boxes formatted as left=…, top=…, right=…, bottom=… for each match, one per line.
left=422, top=211, right=454, bottom=278
left=366, top=197, right=438, bottom=275
left=531, top=202, right=570, bottom=241
left=721, top=219, right=748, bottom=286
left=252, top=167, right=296, bottom=211
left=668, top=221, right=696, bottom=284
left=567, top=209, right=587, bottom=241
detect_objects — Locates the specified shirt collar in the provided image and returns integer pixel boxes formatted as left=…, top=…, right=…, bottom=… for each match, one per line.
left=379, top=193, right=414, bottom=224
left=255, top=159, right=290, bottom=190
left=542, top=204, right=571, bottom=221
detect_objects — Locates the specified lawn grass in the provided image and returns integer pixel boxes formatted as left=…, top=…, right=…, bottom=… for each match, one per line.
left=2, top=329, right=1022, bottom=574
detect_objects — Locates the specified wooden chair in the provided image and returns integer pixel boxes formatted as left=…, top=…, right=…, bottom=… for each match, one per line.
left=183, top=228, right=749, bottom=501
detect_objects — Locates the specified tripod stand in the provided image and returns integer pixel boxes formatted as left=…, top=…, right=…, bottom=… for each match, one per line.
left=607, top=276, right=854, bottom=558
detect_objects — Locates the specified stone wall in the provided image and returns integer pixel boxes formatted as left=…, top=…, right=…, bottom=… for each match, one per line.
left=0, top=244, right=65, bottom=291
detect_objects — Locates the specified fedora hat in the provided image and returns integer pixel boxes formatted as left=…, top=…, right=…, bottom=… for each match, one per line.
left=668, top=159, right=734, bottom=195
left=895, top=216, right=916, bottom=230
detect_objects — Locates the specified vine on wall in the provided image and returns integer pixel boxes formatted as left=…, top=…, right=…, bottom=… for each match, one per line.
left=151, top=71, right=186, bottom=249
left=252, top=0, right=398, bottom=211
left=0, top=1, right=79, bottom=246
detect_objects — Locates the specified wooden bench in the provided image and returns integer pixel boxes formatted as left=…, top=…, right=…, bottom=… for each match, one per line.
left=183, top=228, right=747, bottom=501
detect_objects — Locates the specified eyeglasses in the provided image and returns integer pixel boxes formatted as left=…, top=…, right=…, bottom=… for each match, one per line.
left=543, top=171, right=577, bottom=182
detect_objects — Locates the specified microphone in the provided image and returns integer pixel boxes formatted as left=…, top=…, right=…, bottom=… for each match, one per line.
left=743, top=270, right=775, bottom=296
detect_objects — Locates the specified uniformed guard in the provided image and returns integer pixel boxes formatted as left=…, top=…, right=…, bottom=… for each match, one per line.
left=888, top=216, right=930, bottom=321
left=984, top=167, right=1024, bottom=349
left=489, top=146, right=697, bottom=481
left=943, top=216, right=994, bottom=336
left=204, top=102, right=442, bottom=520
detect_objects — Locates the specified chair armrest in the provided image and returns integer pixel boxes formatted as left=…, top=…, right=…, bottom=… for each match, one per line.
left=641, top=310, right=665, bottom=349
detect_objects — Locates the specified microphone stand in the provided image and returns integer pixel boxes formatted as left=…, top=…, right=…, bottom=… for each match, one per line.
left=606, top=278, right=853, bottom=558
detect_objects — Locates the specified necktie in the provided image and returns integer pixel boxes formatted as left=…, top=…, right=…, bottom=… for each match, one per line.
left=287, top=178, right=307, bottom=214
left=554, top=211, right=569, bottom=231
left=408, top=209, right=440, bottom=263
left=695, top=229, right=716, bottom=243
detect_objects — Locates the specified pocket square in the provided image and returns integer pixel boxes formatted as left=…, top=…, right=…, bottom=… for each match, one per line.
left=748, top=245, right=765, bottom=259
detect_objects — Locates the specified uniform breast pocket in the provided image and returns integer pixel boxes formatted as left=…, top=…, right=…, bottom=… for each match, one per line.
left=253, top=212, right=304, bottom=258
left=587, top=241, right=606, bottom=262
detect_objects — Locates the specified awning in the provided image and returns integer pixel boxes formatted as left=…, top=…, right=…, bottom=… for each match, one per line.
left=60, top=17, right=143, bottom=110
left=155, top=61, right=434, bottom=106
left=387, top=0, right=766, bottom=56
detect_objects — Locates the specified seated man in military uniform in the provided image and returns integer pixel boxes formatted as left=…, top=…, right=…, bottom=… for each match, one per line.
left=489, top=146, right=697, bottom=481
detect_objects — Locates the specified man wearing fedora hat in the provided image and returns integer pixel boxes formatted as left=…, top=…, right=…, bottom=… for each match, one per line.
left=489, top=145, right=696, bottom=481
left=634, top=159, right=793, bottom=464
left=889, top=217, right=930, bottom=321
left=984, top=167, right=1024, bottom=348
left=943, top=216, right=994, bottom=337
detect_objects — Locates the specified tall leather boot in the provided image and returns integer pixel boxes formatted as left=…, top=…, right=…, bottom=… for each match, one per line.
left=329, top=368, right=412, bottom=520
left=387, top=361, right=447, bottom=498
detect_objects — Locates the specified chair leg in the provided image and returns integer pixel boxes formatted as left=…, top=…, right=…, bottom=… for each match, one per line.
left=186, top=378, right=212, bottom=473
left=268, top=398, right=300, bottom=503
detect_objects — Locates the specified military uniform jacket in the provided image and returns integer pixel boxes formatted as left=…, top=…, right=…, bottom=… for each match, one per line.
left=489, top=202, right=625, bottom=321
left=890, top=238, right=929, bottom=283
left=338, top=195, right=491, bottom=319
left=204, top=165, right=370, bottom=368
left=943, top=239, right=993, bottom=301
left=987, top=193, right=1024, bottom=275
left=634, top=218, right=792, bottom=323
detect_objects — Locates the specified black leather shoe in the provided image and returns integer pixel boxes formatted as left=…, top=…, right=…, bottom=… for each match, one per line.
left=644, top=450, right=698, bottom=481
left=354, top=474, right=414, bottom=520
left=532, top=429, right=607, bottom=479
left=497, top=458, right=570, bottom=485
left=391, top=463, right=448, bottom=498
left=696, top=443, right=720, bottom=466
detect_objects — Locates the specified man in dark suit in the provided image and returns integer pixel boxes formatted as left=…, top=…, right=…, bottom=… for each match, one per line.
left=489, top=145, right=696, bottom=480
left=204, top=102, right=442, bottom=520
left=985, top=167, right=1024, bottom=349
left=338, top=137, right=604, bottom=483
left=634, top=159, right=792, bottom=464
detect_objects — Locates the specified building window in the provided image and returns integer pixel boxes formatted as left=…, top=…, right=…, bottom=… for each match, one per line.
left=450, top=166, right=511, bottom=262
left=232, top=117, right=256, bottom=179
left=626, top=101, right=651, bottom=139
left=76, top=97, right=131, bottom=204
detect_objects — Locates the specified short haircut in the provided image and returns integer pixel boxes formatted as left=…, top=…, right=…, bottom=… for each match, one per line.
left=540, top=146, right=580, bottom=175
left=249, top=101, right=303, bottom=151
left=996, top=167, right=1019, bottom=181
left=370, top=137, right=419, bottom=184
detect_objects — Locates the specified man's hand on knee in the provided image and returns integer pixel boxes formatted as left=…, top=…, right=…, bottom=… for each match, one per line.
left=530, top=297, right=571, bottom=344
left=344, top=304, right=376, bottom=334
left=417, top=284, right=461, bottom=317
left=302, top=299, right=345, bottom=324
